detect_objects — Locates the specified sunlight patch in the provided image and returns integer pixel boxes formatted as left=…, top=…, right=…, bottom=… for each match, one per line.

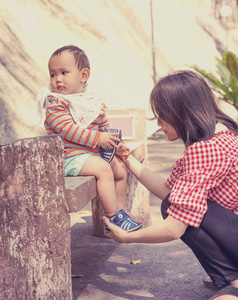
left=125, top=289, right=154, bottom=297
left=116, top=267, right=130, bottom=273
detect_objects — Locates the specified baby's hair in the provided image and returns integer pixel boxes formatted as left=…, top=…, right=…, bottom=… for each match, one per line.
left=150, top=70, right=238, bottom=148
left=51, top=45, right=90, bottom=70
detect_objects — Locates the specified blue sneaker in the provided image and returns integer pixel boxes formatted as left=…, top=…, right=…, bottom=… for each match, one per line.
left=101, top=128, right=122, bottom=163
left=105, top=209, right=142, bottom=232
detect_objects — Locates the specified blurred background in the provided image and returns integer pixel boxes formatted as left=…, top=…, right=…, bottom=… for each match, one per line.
left=1, top=0, right=238, bottom=141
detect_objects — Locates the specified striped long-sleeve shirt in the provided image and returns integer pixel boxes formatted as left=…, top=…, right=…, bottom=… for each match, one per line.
left=44, top=95, right=110, bottom=158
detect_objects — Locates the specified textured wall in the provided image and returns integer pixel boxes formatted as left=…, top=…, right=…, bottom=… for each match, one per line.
left=0, top=0, right=231, bottom=142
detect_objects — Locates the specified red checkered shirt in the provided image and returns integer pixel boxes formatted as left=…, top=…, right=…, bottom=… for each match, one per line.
left=166, top=123, right=238, bottom=227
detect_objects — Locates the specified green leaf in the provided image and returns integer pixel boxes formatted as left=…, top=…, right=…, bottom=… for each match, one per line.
left=229, top=77, right=238, bottom=107
left=215, top=57, right=230, bottom=85
left=192, top=67, right=227, bottom=91
left=190, top=51, right=238, bottom=112
left=192, top=67, right=234, bottom=102
left=222, top=52, right=238, bottom=79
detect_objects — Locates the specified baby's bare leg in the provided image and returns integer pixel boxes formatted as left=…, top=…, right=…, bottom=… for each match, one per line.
left=79, top=155, right=118, bottom=216
left=111, top=156, right=142, bottom=224
left=110, top=156, right=127, bottom=210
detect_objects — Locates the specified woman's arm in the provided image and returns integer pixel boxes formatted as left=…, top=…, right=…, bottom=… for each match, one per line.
left=103, top=215, right=188, bottom=244
left=124, top=154, right=171, bottom=200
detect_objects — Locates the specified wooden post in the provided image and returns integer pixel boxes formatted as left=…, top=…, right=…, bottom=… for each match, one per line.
left=0, top=135, right=72, bottom=300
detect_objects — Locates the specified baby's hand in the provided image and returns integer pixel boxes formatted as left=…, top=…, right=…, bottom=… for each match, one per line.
left=98, top=131, right=121, bottom=149
left=115, top=143, right=131, bottom=161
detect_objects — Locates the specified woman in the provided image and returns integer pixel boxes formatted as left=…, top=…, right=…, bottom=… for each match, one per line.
left=103, top=71, right=238, bottom=300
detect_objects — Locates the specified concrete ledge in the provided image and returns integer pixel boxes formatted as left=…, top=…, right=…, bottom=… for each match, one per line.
left=65, top=176, right=96, bottom=213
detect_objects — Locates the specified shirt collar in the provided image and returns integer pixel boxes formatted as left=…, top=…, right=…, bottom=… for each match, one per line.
left=214, top=123, right=229, bottom=134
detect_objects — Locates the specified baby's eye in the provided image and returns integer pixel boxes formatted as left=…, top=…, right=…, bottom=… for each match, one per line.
left=50, top=74, right=56, bottom=78
left=62, top=71, right=68, bottom=75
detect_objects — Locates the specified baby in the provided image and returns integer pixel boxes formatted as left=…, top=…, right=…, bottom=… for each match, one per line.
left=37, top=45, right=142, bottom=232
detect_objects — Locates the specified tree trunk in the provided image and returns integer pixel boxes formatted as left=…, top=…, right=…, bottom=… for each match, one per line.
left=0, top=135, right=72, bottom=300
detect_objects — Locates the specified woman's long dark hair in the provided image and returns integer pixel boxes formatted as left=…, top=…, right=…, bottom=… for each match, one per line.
left=150, top=70, right=238, bottom=148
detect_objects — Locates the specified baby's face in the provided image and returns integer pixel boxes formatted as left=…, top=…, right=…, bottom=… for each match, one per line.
left=48, top=50, right=85, bottom=95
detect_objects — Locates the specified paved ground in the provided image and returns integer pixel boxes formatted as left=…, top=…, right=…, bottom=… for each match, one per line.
left=70, top=131, right=216, bottom=300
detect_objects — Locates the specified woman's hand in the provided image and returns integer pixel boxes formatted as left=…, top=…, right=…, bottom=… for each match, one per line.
left=115, top=143, right=131, bottom=161
left=103, top=215, right=188, bottom=244
left=102, top=216, right=128, bottom=243
left=98, top=132, right=121, bottom=149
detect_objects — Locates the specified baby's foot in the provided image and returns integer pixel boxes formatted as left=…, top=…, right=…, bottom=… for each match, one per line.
left=105, top=209, right=142, bottom=232
left=126, top=212, right=142, bottom=224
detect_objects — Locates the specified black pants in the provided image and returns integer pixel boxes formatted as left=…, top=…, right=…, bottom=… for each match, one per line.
left=161, top=194, right=238, bottom=288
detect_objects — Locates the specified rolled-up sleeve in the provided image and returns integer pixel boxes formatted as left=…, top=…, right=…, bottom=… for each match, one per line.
left=166, top=140, right=232, bottom=227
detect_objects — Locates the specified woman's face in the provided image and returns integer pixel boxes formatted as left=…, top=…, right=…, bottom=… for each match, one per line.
left=157, top=116, right=179, bottom=141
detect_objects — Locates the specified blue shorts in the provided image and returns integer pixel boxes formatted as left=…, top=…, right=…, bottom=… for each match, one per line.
left=64, top=152, right=102, bottom=176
